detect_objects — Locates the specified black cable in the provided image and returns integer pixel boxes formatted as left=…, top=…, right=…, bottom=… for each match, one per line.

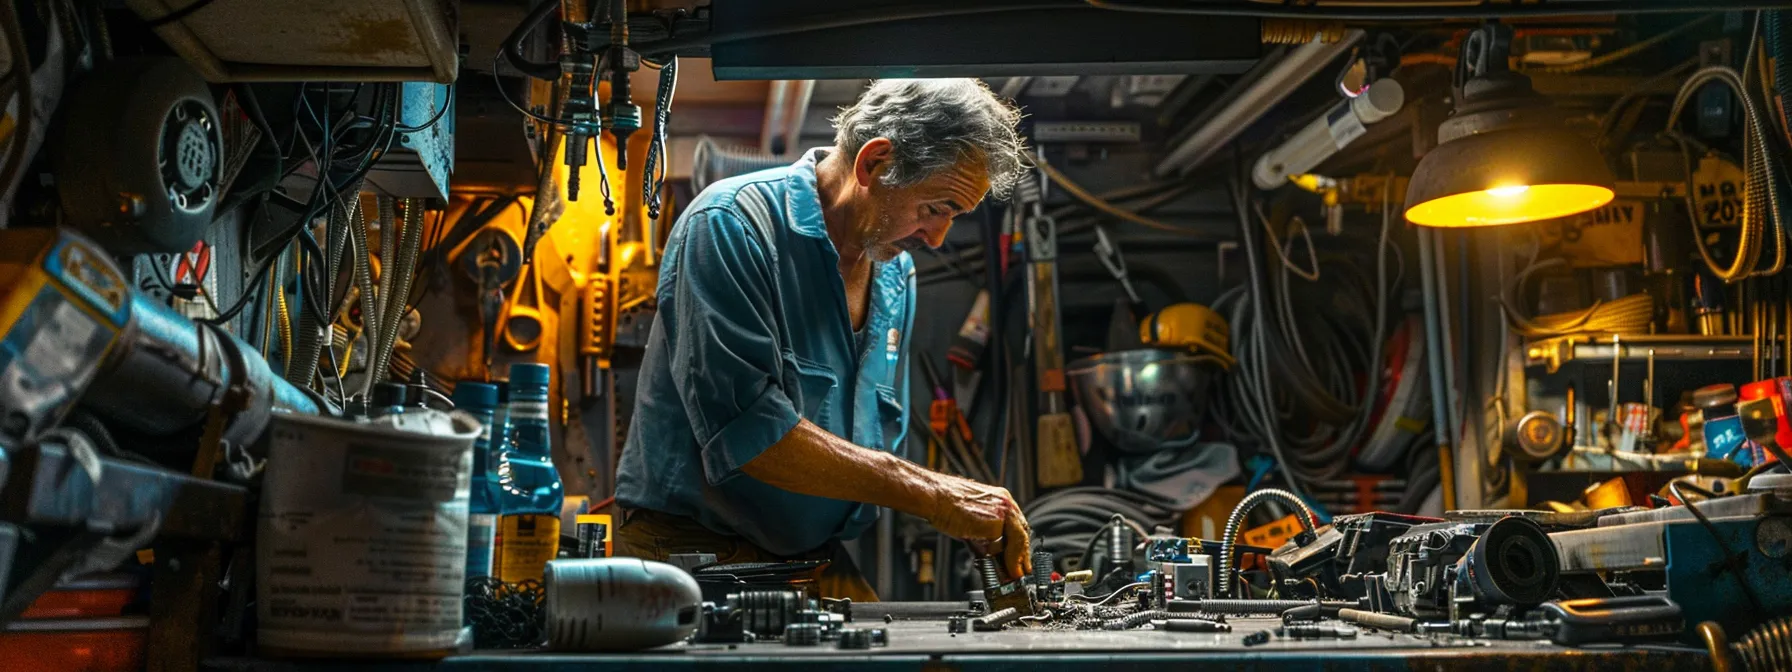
left=143, top=0, right=219, bottom=28
left=395, top=83, right=454, bottom=133
left=502, top=0, right=564, bottom=81
left=491, top=55, right=566, bottom=125
left=1669, top=481, right=1767, bottom=619
left=1083, top=0, right=1792, bottom=19
left=635, top=3, right=1068, bottom=56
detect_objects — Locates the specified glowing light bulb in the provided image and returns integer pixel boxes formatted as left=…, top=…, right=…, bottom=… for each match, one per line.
left=1486, top=185, right=1531, bottom=197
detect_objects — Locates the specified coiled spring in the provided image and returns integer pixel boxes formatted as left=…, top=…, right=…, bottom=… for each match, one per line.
left=1736, top=617, right=1792, bottom=672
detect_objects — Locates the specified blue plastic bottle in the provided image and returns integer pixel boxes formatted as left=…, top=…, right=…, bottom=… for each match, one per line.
left=452, top=382, right=502, bottom=581
left=493, top=363, right=563, bottom=583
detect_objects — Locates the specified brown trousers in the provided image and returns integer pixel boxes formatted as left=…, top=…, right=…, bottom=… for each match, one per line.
left=613, top=508, right=879, bottom=602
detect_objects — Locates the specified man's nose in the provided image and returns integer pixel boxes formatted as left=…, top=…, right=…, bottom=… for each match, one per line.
left=923, top=220, right=953, bottom=248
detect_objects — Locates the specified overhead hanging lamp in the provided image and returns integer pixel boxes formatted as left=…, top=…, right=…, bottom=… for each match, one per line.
left=1404, top=23, right=1615, bottom=228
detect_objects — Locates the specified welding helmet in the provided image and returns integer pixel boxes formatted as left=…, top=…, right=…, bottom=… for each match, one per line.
left=1140, top=303, right=1234, bottom=369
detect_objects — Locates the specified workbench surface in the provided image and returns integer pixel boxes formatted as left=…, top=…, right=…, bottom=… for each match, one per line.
left=210, top=613, right=1712, bottom=671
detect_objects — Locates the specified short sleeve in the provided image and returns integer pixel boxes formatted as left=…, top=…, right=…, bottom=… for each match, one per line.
left=662, top=208, right=801, bottom=485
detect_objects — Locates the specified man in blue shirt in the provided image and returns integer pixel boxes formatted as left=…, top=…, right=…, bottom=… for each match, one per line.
left=614, top=80, right=1032, bottom=600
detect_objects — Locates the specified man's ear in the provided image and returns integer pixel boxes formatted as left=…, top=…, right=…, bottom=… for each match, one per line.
left=853, top=138, right=894, bottom=188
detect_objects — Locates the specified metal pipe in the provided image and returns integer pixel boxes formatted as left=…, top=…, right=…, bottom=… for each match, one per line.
left=761, top=80, right=790, bottom=155
left=785, top=79, right=816, bottom=154
left=1417, top=227, right=1457, bottom=510
left=1154, top=30, right=1364, bottom=178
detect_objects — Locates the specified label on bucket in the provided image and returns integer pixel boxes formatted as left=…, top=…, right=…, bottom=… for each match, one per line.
left=258, top=413, right=477, bottom=655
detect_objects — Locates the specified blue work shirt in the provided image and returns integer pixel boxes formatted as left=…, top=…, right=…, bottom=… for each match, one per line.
left=615, top=148, right=917, bottom=556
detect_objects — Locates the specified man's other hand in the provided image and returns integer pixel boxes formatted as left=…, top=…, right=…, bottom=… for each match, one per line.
left=925, top=474, right=1032, bottom=579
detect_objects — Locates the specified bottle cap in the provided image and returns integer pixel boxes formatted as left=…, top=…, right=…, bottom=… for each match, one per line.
left=509, top=363, right=551, bottom=388
left=371, top=382, right=410, bottom=409
left=452, top=382, right=499, bottom=410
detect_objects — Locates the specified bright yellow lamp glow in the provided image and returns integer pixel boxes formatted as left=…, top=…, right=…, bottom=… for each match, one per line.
left=1404, top=183, right=1614, bottom=228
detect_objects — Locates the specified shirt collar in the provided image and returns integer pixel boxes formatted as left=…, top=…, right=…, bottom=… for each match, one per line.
left=785, top=147, right=832, bottom=240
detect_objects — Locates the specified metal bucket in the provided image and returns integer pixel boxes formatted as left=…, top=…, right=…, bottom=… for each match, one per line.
left=1067, top=348, right=1223, bottom=454
left=256, top=411, right=480, bottom=658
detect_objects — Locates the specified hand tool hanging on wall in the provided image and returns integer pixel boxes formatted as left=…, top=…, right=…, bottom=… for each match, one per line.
left=1022, top=171, right=1083, bottom=489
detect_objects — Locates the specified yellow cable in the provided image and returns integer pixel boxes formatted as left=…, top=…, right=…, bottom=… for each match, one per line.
left=276, top=285, right=293, bottom=368
left=1028, top=152, right=1207, bottom=236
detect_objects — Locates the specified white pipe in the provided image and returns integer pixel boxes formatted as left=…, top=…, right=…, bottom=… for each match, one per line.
left=1251, top=77, right=1405, bottom=190
left=1153, top=29, right=1365, bottom=179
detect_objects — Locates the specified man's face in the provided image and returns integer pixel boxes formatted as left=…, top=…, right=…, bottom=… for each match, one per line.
left=857, top=151, right=991, bottom=263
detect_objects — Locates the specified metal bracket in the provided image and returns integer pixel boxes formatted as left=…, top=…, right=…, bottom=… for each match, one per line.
left=1092, top=226, right=1141, bottom=304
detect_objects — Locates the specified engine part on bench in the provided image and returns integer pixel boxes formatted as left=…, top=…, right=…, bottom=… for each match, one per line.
left=977, top=555, right=1037, bottom=616
left=1338, top=608, right=1419, bottom=633
left=947, top=615, right=968, bottom=634
left=1278, top=623, right=1359, bottom=639
left=543, top=558, right=704, bottom=652
left=1375, top=516, right=1559, bottom=618
left=1161, top=556, right=1213, bottom=600
left=836, top=628, right=874, bottom=650
left=1156, top=617, right=1232, bottom=633
left=730, top=590, right=806, bottom=639
left=972, top=608, right=1021, bottom=632
left=1451, top=516, right=1560, bottom=617
left=1243, top=629, right=1272, bottom=646
left=1167, top=598, right=1352, bottom=616
left=1268, top=512, right=1437, bottom=599
left=782, top=623, right=821, bottom=646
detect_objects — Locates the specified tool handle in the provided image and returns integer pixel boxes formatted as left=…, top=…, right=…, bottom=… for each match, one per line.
left=1338, top=608, right=1417, bottom=633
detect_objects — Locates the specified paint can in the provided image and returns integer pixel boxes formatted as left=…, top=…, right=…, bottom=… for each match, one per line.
left=256, top=410, right=480, bottom=658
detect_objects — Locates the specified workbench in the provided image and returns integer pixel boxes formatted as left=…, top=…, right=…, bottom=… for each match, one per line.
left=206, top=607, right=1713, bottom=672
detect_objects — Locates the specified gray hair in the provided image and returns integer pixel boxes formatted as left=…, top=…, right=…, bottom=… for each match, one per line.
left=831, top=79, right=1028, bottom=200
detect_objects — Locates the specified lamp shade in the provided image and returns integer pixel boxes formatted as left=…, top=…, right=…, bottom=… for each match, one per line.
left=1404, top=125, right=1616, bottom=228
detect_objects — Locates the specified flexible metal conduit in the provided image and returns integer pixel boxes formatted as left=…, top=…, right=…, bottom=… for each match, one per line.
left=370, top=199, right=425, bottom=390
left=349, top=194, right=381, bottom=391
left=1154, top=29, right=1363, bottom=178
left=1217, top=488, right=1315, bottom=598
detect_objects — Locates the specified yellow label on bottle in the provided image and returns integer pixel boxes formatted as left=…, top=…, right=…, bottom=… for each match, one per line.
left=496, top=514, right=561, bottom=584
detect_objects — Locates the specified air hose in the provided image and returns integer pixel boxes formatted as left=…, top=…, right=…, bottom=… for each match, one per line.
left=1216, top=488, right=1316, bottom=598
left=1667, top=62, right=1788, bottom=282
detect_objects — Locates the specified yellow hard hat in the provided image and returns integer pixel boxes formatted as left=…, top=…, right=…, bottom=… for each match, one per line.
left=1141, top=303, right=1234, bottom=369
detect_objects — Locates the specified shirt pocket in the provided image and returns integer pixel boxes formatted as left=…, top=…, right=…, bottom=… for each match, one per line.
left=876, top=384, right=907, bottom=453
left=787, top=355, right=838, bottom=427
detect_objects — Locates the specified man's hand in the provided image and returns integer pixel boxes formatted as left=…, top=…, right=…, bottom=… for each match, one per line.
left=925, top=473, right=1032, bottom=579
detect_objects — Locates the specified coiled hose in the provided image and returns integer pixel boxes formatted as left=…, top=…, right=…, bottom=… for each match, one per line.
left=691, top=136, right=789, bottom=195
left=1216, top=488, right=1316, bottom=598
left=1022, top=487, right=1177, bottom=573
left=1210, top=180, right=1397, bottom=491
left=1667, top=62, right=1788, bottom=282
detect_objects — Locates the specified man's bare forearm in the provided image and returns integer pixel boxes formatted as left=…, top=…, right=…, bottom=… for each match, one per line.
left=740, top=419, right=942, bottom=518
left=741, top=419, right=1032, bottom=577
